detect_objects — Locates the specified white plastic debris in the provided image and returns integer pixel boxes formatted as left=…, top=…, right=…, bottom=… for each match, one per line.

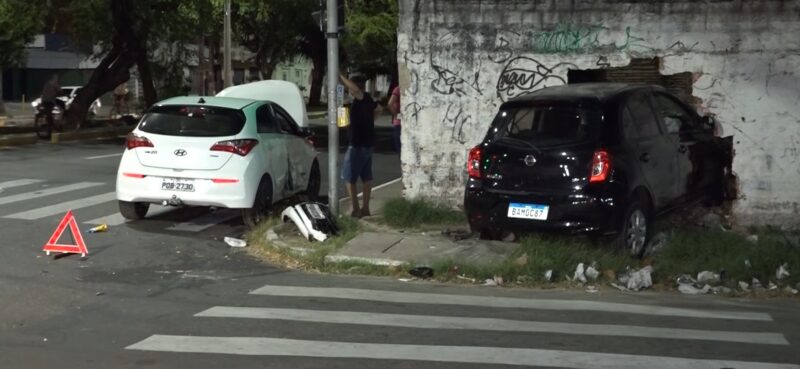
left=585, top=265, right=600, bottom=281
left=397, top=278, right=415, bottom=282
left=585, top=285, right=599, bottom=293
left=281, top=202, right=338, bottom=242
left=738, top=281, right=750, bottom=292
left=456, top=274, right=476, bottom=283
left=572, top=263, right=588, bottom=284
left=783, top=286, right=799, bottom=295
left=625, top=266, right=653, bottom=291
left=768, top=281, right=779, bottom=291
left=223, top=237, right=247, bottom=248
left=776, top=263, right=790, bottom=280
left=751, top=278, right=764, bottom=290
left=482, top=278, right=499, bottom=287
left=675, top=274, right=697, bottom=285
left=697, top=271, right=721, bottom=285
left=679, top=284, right=712, bottom=295
left=744, top=259, right=752, bottom=269
left=544, top=269, right=553, bottom=282
left=709, top=286, right=733, bottom=294
left=610, top=282, right=629, bottom=292
left=746, top=234, right=759, bottom=243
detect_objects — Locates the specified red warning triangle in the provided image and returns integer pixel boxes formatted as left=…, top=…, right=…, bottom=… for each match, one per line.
left=43, top=210, right=88, bottom=257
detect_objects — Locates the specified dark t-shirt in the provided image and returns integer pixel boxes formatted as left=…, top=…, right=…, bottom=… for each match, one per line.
left=348, top=95, right=376, bottom=147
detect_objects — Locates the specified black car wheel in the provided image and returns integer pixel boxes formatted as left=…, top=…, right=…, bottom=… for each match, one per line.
left=616, top=199, right=651, bottom=257
left=242, top=178, right=273, bottom=228
left=119, top=200, right=149, bottom=220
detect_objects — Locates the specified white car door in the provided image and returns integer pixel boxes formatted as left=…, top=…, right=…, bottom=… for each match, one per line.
left=272, top=104, right=314, bottom=196
left=255, top=104, right=290, bottom=201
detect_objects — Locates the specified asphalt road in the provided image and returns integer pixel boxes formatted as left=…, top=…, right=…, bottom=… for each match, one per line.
left=1, top=137, right=799, bottom=369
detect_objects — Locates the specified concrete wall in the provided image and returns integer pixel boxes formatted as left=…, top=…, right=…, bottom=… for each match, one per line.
left=397, top=0, right=800, bottom=227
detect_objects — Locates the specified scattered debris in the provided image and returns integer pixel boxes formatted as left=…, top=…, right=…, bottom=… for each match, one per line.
left=644, top=232, right=668, bottom=256
left=746, top=234, right=759, bottom=243
left=281, top=202, right=338, bottom=242
left=544, top=269, right=554, bottom=282
left=776, top=263, right=790, bottom=280
left=744, top=259, right=752, bottom=270
left=456, top=274, right=476, bottom=283
left=623, top=266, right=653, bottom=292
left=87, top=224, right=108, bottom=233
left=676, top=274, right=697, bottom=285
left=585, top=285, right=599, bottom=293
left=610, top=282, right=629, bottom=292
left=441, top=228, right=472, bottom=241
left=738, top=281, right=750, bottom=292
left=409, top=266, right=434, bottom=279
left=679, top=284, right=711, bottom=295
left=768, top=281, right=779, bottom=291
left=751, top=278, right=764, bottom=290
left=224, top=237, right=247, bottom=248
left=585, top=265, right=600, bottom=281
left=500, top=232, right=516, bottom=242
left=513, top=254, right=529, bottom=266
left=95, top=291, right=104, bottom=296
left=783, top=286, right=799, bottom=295
left=697, top=271, right=721, bottom=285
left=571, top=263, right=588, bottom=284
left=482, top=276, right=504, bottom=287
left=397, top=278, right=415, bottom=282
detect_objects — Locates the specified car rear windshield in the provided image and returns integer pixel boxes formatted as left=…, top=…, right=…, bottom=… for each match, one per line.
left=138, top=105, right=246, bottom=137
left=487, top=103, right=601, bottom=146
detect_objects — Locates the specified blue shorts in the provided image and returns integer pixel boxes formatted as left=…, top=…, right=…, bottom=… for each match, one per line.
left=341, top=146, right=373, bottom=183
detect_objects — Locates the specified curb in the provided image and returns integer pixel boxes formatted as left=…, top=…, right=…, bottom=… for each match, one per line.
left=323, top=254, right=405, bottom=267
left=0, top=133, right=38, bottom=147
left=51, top=125, right=133, bottom=143
left=265, top=228, right=314, bottom=257
left=307, top=111, right=326, bottom=119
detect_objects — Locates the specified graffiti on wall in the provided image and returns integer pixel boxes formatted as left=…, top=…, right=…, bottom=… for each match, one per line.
left=530, top=25, right=648, bottom=54
left=496, top=57, right=576, bottom=101
left=431, top=63, right=483, bottom=96
left=442, top=102, right=472, bottom=144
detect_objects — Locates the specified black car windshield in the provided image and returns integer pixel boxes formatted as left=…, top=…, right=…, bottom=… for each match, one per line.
left=138, top=105, right=246, bottom=137
left=487, top=104, right=600, bottom=146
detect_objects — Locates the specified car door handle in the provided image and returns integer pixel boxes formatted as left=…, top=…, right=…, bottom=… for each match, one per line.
left=639, top=153, right=650, bottom=162
left=678, top=145, right=688, bottom=153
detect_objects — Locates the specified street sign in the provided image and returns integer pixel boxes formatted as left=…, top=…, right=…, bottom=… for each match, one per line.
left=336, top=84, right=344, bottom=107
left=43, top=210, right=88, bottom=257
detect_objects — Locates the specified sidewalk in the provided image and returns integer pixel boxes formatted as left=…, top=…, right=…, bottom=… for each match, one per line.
left=327, top=178, right=518, bottom=267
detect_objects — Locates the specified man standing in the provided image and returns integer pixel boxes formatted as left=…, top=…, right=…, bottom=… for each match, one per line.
left=339, top=72, right=382, bottom=218
left=40, top=75, right=61, bottom=130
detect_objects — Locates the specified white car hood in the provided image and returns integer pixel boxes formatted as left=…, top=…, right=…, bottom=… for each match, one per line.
left=216, top=80, right=308, bottom=127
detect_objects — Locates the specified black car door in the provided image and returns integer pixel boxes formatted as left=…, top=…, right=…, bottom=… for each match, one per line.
left=650, top=92, right=715, bottom=203
left=622, top=91, right=680, bottom=209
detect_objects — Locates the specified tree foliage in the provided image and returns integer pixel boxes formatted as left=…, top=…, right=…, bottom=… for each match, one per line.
left=0, top=0, right=44, bottom=113
left=341, top=0, right=398, bottom=79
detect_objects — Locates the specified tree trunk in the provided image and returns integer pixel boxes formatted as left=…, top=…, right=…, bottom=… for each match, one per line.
left=309, top=55, right=325, bottom=106
left=135, top=54, right=157, bottom=108
left=0, top=76, right=6, bottom=115
left=262, top=61, right=278, bottom=82
left=65, top=46, right=134, bottom=127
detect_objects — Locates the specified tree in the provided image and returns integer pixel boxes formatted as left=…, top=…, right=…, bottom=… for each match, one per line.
left=341, top=0, right=398, bottom=88
left=0, top=0, right=43, bottom=114
left=298, top=22, right=326, bottom=106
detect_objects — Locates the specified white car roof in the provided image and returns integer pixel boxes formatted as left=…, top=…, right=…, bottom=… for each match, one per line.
left=216, top=80, right=308, bottom=127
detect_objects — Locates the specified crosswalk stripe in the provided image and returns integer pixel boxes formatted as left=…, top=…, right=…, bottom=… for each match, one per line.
left=249, top=285, right=773, bottom=321
left=0, top=182, right=104, bottom=206
left=126, top=335, right=800, bottom=369
left=0, top=179, right=44, bottom=190
left=166, top=210, right=240, bottom=232
left=84, top=205, right=173, bottom=226
left=4, top=192, right=117, bottom=220
left=196, top=306, right=788, bottom=345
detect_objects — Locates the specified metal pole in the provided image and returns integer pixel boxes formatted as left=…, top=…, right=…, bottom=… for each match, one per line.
left=326, top=0, right=340, bottom=216
left=223, top=0, right=232, bottom=88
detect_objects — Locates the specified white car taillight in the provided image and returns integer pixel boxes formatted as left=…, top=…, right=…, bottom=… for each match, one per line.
left=210, top=139, right=258, bottom=156
left=126, top=133, right=154, bottom=150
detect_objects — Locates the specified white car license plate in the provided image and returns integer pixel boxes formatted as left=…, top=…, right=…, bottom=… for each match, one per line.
left=161, top=178, right=195, bottom=192
left=507, top=202, right=549, bottom=220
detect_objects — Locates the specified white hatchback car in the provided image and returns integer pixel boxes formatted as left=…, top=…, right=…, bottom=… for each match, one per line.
left=116, top=80, right=320, bottom=227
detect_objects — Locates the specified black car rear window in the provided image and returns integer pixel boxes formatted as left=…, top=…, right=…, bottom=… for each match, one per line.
left=138, top=105, right=246, bottom=137
left=487, top=104, right=600, bottom=146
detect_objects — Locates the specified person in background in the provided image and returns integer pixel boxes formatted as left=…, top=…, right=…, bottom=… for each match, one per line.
left=40, top=75, right=61, bottom=131
left=339, top=72, right=382, bottom=218
left=388, top=84, right=401, bottom=154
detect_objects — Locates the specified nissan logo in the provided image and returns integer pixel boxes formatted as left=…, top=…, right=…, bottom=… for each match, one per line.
left=174, top=149, right=187, bottom=157
left=523, top=154, right=537, bottom=167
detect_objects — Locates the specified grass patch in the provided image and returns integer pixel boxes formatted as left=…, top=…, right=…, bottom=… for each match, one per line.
left=382, top=197, right=466, bottom=229
left=655, top=228, right=800, bottom=286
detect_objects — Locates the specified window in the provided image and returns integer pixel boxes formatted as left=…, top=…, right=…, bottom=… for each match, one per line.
left=295, top=70, right=301, bottom=78
left=488, top=104, right=600, bottom=146
left=138, top=105, right=245, bottom=137
left=652, top=93, right=696, bottom=135
left=271, top=105, right=300, bottom=135
left=624, top=92, right=661, bottom=139
left=256, top=105, right=278, bottom=133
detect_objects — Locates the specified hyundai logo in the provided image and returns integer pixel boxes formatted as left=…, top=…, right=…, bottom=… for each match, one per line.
left=174, top=149, right=187, bottom=157
left=523, top=154, right=537, bottom=167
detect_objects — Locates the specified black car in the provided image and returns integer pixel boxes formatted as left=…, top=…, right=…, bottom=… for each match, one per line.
left=464, top=83, right=731, bottom=256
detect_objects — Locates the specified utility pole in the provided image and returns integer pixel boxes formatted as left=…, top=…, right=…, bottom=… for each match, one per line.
left=223, top=0, right=232, bottom=88
left=326, top=0, right=340, bottom=216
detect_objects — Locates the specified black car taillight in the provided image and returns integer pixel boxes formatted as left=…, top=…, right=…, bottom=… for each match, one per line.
left=210, top=139, right=258, bottom=156
left=589, top=149, right=611, bottom=183
left=125, top=133, right=154, bottom=150
left=467, top=146, right=482, bottom=178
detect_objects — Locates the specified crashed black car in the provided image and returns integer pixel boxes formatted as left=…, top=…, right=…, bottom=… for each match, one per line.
left=464, top=83, right=732, bottom=256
